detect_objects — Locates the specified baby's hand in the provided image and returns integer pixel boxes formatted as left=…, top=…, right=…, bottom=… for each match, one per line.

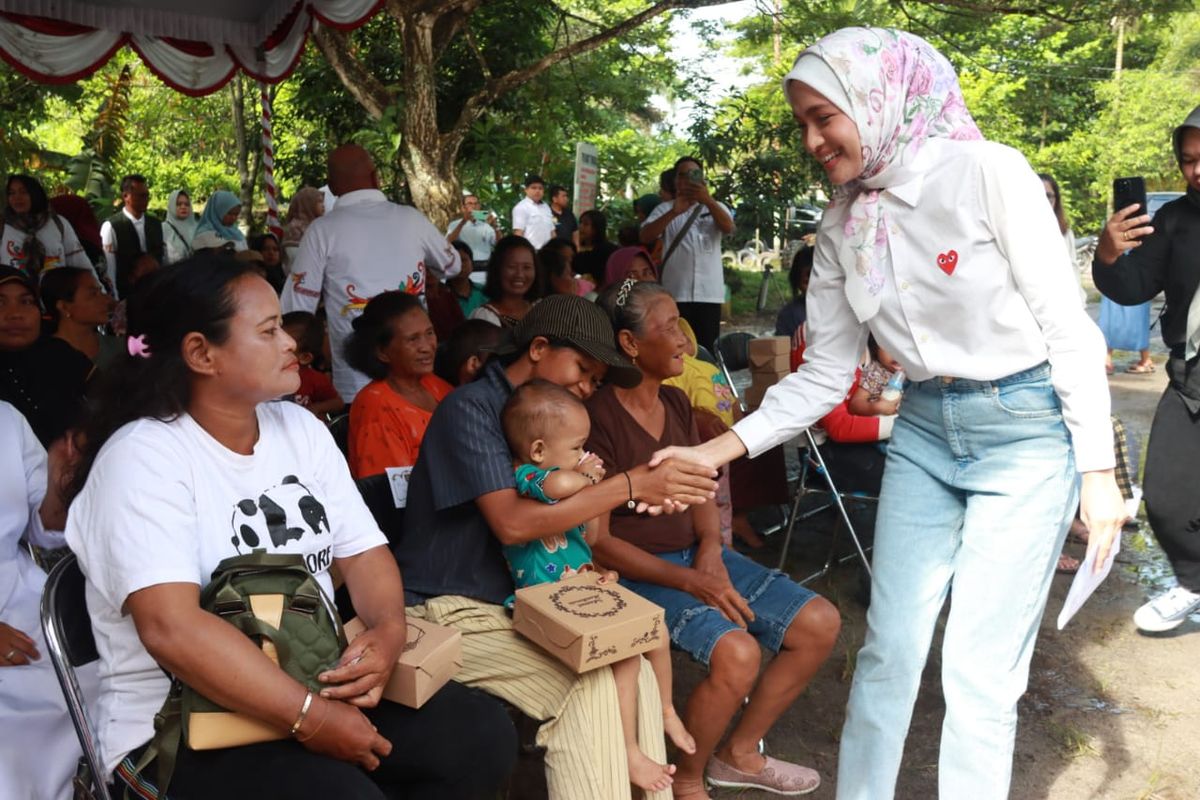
left=576, top=451, right=606, bottom=484
left=598, top=570, right=620, bottom=584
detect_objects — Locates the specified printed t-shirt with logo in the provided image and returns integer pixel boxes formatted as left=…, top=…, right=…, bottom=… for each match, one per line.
left=65, top=401, right=386, bottom=775
left=280, top=189, right=461, bottom=404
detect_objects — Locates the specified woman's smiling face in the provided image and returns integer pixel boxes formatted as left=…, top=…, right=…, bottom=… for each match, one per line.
left=788, top=81, right=864, bottom=186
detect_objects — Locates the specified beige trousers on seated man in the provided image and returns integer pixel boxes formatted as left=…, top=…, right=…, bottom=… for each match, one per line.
left=410, top=595, right=670, bottom=800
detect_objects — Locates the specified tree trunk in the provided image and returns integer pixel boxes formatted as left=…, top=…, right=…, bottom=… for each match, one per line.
left=229, top=74, right=255, bottom=230
left=397, top=12, right=462, bottom=229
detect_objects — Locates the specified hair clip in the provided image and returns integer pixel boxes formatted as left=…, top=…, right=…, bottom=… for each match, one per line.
left=615, top=277, right=637, bottom=308
left=127, top=334, right=152, bottom=359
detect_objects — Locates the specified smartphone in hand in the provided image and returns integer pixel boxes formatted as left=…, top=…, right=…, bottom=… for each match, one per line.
left=1113, top=176, right=1147, bottom=217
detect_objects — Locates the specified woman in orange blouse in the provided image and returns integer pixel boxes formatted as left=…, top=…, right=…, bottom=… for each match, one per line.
left=345, top=292, right=454, bottom=478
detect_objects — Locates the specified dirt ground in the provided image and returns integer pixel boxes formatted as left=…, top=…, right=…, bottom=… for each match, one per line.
left=683, top=327, right=1199, bottom=799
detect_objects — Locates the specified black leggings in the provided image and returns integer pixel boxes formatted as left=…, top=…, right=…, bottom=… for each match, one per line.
left=117, top=681, right=516, bottom=800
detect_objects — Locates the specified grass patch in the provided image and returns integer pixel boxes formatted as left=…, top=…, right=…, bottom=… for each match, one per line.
left=1046, top=720, right=1099, bottom=759
left=841, top=646, right=859, bottom=684
left=725, top=268, right=792, bottom=323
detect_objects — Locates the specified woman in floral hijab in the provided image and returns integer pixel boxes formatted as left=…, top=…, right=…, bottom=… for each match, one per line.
left=650, top=28, right=1123, bottom=799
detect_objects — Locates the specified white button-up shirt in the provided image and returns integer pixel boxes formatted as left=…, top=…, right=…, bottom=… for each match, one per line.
left=643, top=200, right=732, bottom=304
left=99, top=208, right=147, bottom=293
left=734, top=139, right=1113, bottom=471
left=446, top=219, right=497, bottom=263
left=511, top=197, right=555, bottom=249
left=280, top=189, right=461, bottom=403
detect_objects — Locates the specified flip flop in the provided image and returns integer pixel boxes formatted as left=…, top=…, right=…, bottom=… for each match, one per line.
left=1126, top=363, right=1155, bottom=374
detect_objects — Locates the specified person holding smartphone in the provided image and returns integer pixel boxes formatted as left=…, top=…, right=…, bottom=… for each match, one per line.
left=445, top=193, right=499, bottom=271
left=1093, top=104, right=1200, bottom=633
left=639, top=157, right=735, bottom=352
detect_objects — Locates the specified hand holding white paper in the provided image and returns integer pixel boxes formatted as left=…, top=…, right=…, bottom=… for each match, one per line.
left=1057, top=533, right=1122, bottom=629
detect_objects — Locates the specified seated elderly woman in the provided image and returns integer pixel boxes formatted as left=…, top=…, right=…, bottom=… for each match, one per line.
left=345, top=291, right=454, bottom=480
left=586, top=279, right=841, bottom=800
left=65, top=255, right=514, bottom=800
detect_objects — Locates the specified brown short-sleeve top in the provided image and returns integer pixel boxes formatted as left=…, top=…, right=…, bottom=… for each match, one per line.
left=585, top=383, right=700, bottom=554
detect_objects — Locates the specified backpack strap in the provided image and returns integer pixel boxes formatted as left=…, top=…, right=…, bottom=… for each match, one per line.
left=125, top=682, right=182, bottom=800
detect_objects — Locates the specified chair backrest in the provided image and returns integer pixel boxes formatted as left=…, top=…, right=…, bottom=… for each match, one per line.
left=355, top=474, right=406, bottom=548
left=41, top=553, right=112, bottom=800
left=716, top=331, right=754, bottom=373
left=695, top=344, right=717, bottom=366
left=327, top=412, right=351, bottom=457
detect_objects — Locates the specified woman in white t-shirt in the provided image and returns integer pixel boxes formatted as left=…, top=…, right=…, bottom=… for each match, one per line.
left=650, top=28, right=1126, bottom=800
left=3, top=174, right=98, bottom=280
left=65, top=254, right=515, bottom=799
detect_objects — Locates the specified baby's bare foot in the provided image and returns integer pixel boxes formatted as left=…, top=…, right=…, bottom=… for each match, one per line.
left=627, top=746, right=675, bottom=793
left=663, top=705, right=696, bottom=754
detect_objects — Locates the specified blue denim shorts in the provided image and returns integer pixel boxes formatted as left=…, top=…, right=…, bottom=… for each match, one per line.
left=619, top=547, right=817, bottom=667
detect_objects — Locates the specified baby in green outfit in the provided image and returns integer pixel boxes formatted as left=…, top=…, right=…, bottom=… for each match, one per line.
left=501, top=380, right=695, bottom=793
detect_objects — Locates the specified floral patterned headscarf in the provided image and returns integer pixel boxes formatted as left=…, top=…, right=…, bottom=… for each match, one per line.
left=785, top=27, right=981, bottom=322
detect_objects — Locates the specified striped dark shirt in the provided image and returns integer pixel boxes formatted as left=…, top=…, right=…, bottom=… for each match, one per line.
left=394, top=359, right=517, bottom=605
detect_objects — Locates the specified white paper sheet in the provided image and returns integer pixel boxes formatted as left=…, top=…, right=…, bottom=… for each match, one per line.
left=385, top=466, right=413, bottom=509
left=1057, top=534, right=1122, bottom=629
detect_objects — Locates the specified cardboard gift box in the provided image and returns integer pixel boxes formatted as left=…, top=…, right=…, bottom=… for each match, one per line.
left=744, top=381, right=769, bottom=410
left=186, top=593, right=293, bottom=749
left=344, top=616, right=462, bottom=709
left=747, top=335, right=790, bottom=361
left=750, top=352, right=791, bottom=374
left=512, top=572, right=667, bottom=673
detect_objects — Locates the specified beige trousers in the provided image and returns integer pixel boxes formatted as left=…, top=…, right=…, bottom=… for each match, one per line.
left=410, top=595, right=669, bottom=800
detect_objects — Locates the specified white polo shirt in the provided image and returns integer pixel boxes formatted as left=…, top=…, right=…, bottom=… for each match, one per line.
left=280, top=189, right=461, bottom=402
left=512, top=197, right=555, bottom=249
left=734, top=139, right=1113, bottom=472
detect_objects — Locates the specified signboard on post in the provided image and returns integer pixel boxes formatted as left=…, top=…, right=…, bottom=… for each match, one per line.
left=573, top=142, right=599, bottom=214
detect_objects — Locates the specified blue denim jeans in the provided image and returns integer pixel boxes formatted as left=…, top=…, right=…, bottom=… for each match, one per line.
left=836, top=363, right=1078, bottom=800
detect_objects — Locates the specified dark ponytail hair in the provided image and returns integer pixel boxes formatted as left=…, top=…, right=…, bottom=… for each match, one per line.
left=37, top=267, right=92, bottom=333
left=69, top=254, right=256, bottom=500
left=343, top=290, right=426, bottom=380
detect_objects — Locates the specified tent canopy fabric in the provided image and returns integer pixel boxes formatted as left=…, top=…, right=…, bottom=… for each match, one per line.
left=0, top=0, right=383, bottom=95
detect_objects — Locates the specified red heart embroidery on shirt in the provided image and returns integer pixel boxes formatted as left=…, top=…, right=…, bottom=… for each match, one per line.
left=936, top=250, right=958, bottom=275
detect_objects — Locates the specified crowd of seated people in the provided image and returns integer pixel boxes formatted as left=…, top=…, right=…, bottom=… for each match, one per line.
left=2, top=160, right=856, bottom=800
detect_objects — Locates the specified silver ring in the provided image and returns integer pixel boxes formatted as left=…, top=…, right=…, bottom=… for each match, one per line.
left=3, top=649, right=15, bottom=661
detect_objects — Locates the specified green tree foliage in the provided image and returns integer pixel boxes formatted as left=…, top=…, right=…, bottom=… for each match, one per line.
left=293, top=0, right=719, bottom=227
left=704, top=0, right=1193, bottom=242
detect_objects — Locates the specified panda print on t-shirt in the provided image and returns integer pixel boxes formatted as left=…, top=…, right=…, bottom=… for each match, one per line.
left=230, top=475, right=333, bottom=573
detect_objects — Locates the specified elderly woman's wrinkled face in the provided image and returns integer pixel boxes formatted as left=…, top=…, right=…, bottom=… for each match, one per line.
left=627, top=295, right=687, bottom=380
left=1181, top=128, right=1200, bottom=193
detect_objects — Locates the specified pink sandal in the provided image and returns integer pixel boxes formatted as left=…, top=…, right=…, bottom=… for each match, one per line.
left=706, top=755, right=820, bottom=796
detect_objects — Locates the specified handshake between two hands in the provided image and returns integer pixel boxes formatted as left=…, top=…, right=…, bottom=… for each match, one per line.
left=574, top=445, right=721, bottom=516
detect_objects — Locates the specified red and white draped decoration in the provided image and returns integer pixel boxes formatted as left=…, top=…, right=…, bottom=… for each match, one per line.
left=260, top=84, right=284, bottom=241
left=0, top=0, right=383, bottom=96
